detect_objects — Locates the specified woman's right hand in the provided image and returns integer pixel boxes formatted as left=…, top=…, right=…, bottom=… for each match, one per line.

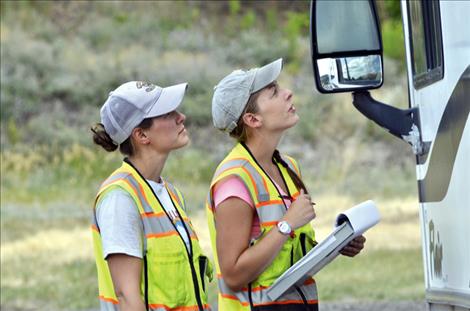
left=283, top=189, right=316, bottom=230
left=215, top=190, right=315, bottom=290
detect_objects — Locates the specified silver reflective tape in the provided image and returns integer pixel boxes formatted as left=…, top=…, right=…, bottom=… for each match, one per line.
left=99, top=300, right=118, bottom=311
left=214, top=159, right=269, bottom=203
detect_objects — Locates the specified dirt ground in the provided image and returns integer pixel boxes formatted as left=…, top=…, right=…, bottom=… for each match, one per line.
left=320, top=300, right=426, bottom=311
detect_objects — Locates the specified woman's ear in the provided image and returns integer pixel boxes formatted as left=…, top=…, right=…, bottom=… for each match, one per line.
left=242, top=113, right=262, bottom=129
left=131, top=127, right=150, bottom=145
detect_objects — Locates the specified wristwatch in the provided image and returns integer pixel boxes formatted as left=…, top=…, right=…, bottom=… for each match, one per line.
left=277, top=221, right=293, bottom=237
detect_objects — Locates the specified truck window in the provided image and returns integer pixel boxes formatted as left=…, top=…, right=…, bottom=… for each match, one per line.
left=408, top=0, right=443, bottom=88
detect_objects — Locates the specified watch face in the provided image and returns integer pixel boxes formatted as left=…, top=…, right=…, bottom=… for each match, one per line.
left=278, top=221, right=291, bottom=234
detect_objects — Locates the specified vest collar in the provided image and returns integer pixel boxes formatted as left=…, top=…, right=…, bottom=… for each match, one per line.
left=238, top=142, right=293, bottom=201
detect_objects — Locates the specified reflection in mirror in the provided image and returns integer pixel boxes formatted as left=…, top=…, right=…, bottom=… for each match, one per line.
left=317, top=55, right=382, bottom=91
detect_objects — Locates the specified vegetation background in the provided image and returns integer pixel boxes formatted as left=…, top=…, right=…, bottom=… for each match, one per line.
left=1, top=1, right=423, bottom=310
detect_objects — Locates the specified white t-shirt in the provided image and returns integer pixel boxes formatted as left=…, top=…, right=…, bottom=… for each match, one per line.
left=96, top=179, right=191, bottom=259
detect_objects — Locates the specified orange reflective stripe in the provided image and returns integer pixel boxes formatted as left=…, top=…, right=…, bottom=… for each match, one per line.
left=303, top=278, right=316, bottom=285
left=217, top=154, right=273, bottom=194
left=260, top=221, right=278, bottom=227
left=240, top=166, right=261, bottom=196
left=216, top=157, right=249, bottom=167
left=98, top=177, right=147, bottom=211
left=146, top=231, right=199, bottom=240
left=142, top=211, right=166, bottom=218
left=120, top=178, right=142, bottom=201
left=250, top=285, right=269, bottom=292
left=256, top=299, right=318, bottom=306
left=166, top=186, right=180, bottom=205
left=148, top=303, right=210, bottom=310
left=99, top=178, right=120, bottom=190
left=292, top=190, right=300, bottom=198
left=99, top=295, right=118, bottom=304
left=217, top=166, right=260, bottom=196
left=255, top=199, right=283, bottom=208
left=219, top=294, right=250, bottom=306
left=146, top=231, right=179, bottom=239
left=227, top=157, right=248, bottom=161
left=169, top=191, right=179, bottom=203
left=286, top=157, right=300, bottom=176
left=99, top=178, right=140, bottom=202
left=137, top=181, right=152, bottom=208
left=91, top=224, right=99, bottom=232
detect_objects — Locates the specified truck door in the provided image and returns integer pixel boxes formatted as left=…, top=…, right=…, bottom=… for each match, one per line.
left=403, top=0, right=470, bottom=308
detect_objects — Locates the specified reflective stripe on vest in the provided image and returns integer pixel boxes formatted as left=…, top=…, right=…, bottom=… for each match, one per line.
left=213, top=158, right=270, bottom=202
left=99, top=299, right=119, bottom=311
left=216, top=278, right=318, bottom=307
left=99, top=299, right=211, bottom=311
left=94, top=172, right=199, bottom=240
left=207, top=143, right=318, bottom=310
left=92, top=161, right=211, bottom=311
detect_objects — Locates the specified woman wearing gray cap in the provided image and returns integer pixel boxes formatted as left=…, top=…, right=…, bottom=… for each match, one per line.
left=206, top=59, right=366, bottom=310
left=91, top=81, right=212, bottom=311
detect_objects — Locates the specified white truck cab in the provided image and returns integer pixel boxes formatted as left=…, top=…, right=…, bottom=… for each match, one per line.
left=309, top=1, right=470, bottom=310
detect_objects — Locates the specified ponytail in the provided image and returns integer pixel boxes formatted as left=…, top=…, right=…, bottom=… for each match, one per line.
left=91, top=118, right=154, bottom=156
left=91, top=123, right=118, bottom=152
left=273, top=150, right=308, bottom=195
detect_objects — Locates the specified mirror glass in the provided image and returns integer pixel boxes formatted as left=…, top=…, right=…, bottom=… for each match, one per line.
left=316, top=0, right=379, bottom=54
left=317, top=55, right=382, bottom=91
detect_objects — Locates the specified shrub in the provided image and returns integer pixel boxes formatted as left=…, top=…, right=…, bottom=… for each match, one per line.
left=382, top=20, right=406, bottom=64
left=218, top=29, right=290, bottom=66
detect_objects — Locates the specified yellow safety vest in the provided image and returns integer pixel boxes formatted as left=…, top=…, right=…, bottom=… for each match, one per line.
left=206, top=143, right=318, bottom=310
left=92, top=160, right=212, bottom=311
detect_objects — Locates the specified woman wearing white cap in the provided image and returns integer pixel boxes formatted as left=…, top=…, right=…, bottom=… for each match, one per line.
left=91, top=81, right=212, bottom=311
left=207, top=59, right=366, bottom=310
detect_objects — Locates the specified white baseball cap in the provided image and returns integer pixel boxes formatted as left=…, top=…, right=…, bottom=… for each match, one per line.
left=100, top=81, right=188, bottom=144
left=212, top=58, right=283, bottom=132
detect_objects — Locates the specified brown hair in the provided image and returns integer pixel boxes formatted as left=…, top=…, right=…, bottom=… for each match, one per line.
left=230, top=86, right=309, bottom=194
left=273, top=150, right=308, bottom=194
left=229, top=91, right=261, bottom=142
left=91, top=118, right=154, bottom=156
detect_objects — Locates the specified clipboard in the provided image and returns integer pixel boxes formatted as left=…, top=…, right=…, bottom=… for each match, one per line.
left=266, top=200, right=380, bottom=300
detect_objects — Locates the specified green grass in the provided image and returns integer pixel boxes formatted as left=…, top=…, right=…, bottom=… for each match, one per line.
left=2, top=182, right=423, bottom=310
left=1, top=257, right=97, bottom=310
left=1, top=143, right=423, bottom=309
left=1, top=227, right=97, bottom=310
left=316, top=248, right=424, bottom=301
left=0, top=223, right=424, bottom=310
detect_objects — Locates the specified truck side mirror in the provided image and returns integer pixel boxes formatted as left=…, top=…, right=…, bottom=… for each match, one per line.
left=310, top=0, right=384, bottom=93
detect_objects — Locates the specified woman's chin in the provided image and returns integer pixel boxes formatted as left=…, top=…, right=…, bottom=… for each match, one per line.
left=286, top=115, right=300, bottom=129
left=177, top=137, right=190, bottom=149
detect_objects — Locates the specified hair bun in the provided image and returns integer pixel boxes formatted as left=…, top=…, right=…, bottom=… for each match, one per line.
left=91, top=123, right=118, bottom=152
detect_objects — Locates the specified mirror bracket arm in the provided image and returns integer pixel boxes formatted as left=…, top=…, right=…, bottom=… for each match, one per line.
left=352, top=90, right=431, bottom=156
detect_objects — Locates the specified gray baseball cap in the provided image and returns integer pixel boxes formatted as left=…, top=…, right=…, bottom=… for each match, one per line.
left=100, top=81, right=188, bottom=144
left=212, top=58, right=283, bottom=132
